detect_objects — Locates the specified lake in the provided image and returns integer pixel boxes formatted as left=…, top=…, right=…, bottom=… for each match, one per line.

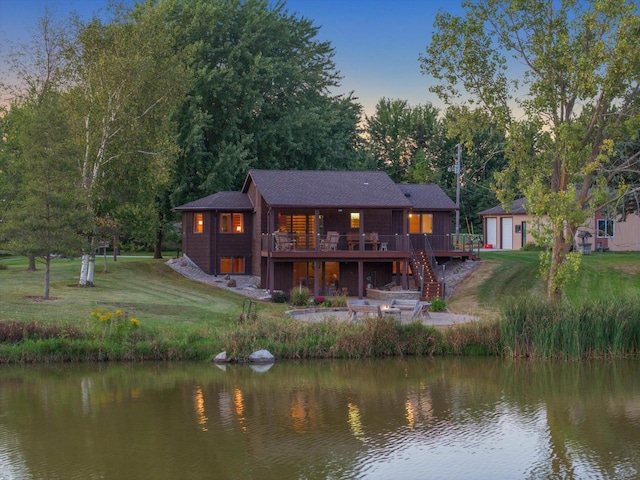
left=1, top=357, right=639, bottom=479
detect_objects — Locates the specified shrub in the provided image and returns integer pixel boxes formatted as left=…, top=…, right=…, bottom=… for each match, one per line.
left=430, top=297, right=446, bottom=312
left=332, top=295, right=348, bottom=307
left=313, top=296, right=325, bottom=306
left=290, top=287, right=310, bottom=307
left=271, top=291, right=289, bottom=303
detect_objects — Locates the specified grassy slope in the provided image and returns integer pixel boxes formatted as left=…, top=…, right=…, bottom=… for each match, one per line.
left=447, top=251, right=640, bottom=318
left=0, top=256, right=288, bottom=327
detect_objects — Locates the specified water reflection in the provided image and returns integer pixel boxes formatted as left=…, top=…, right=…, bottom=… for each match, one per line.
left=0, top=358, right=638, bottom=479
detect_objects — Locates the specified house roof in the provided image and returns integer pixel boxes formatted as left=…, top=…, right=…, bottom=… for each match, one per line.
left=173, top=191, right=253, bottom=211
left=243, top=169, right=414, bottom=208
left=397, top=184, right=457, bottom=211
left=479, top=197, right=528, bottom=216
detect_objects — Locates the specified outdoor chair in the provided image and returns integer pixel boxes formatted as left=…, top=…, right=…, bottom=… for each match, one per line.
left=320, top=231, right=340, bottom=251
left=275, top=231, right=296, bottom=251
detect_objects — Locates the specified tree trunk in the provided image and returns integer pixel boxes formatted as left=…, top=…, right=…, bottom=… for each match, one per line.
left=43, top=254, right=50, bottom=299
left=79, top=253, right=89, bottom=286
left=547, top=231, right=573, bottom=301
left=27, top=254, right=37, bottom=271
left=87, top=253, right=95, bottom=286
left=153, top=226, right=163, bottom=259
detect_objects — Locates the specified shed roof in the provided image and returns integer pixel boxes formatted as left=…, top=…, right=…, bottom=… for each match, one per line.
left=479, top=197, right=528, bottom=216
left=397, top=183, right=457, bottom=211
left=243, top=169, right=413, bottom=208
left=173, top=191, right=253, bottom=211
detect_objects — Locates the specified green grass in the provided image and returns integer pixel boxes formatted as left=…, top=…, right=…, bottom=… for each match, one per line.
left=470, top=250, right=640, bottom=308
left=0, top=255, right=287, bottom=326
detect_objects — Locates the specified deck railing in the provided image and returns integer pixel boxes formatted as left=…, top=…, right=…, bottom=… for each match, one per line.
left=262, top=233, right=409, bottom=252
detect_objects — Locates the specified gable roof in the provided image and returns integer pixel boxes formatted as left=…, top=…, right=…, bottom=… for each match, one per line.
left=243, top=169, right=413, bottom=208
left=397, top=184, right=457, bottom=211
left=173, top=192, right=253, bottom=211
left=479, top=197, right=528, bottom=216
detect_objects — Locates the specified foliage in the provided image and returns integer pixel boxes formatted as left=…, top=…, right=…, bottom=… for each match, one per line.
left=166, top=0, right=362, bottom=206
left=422, top=0, right=640, bottom=299
left=290, top=287, right=310, bottom=307
left=271, top=290, right=289, bottom=303
left=429, top=297, right=446, bottom=312
left=500, top=296, right=640, bottom=360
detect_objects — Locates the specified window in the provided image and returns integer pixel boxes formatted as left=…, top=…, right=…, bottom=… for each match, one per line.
left=220, top=257, right=245, bottom=274
left=221, top=213, right=244, bottom=233
left=194, top=213, right=204, bottom=234
left=350, top=213, right=360, bottom=229
left=597, top=219, right=615, bottom=238
left=409, top=213, right=433, bottom=233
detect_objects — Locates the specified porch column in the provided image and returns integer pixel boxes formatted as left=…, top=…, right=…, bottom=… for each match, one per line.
left=359, top=208, right=365, bottom=251
left=358, top=260, right=364, bottom=299
left=402, top=258, right=408, bottom=290
left=314, top=260, right=320, bottom=297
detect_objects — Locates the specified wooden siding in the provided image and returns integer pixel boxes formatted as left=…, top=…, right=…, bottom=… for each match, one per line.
left=182, top=211, right=213, bottom=274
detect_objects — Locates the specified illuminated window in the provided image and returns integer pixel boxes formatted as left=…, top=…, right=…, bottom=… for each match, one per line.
left=194, top=213, right=204, bottom=234
left=350, top=213, right=360, bottom=229
left=220, top=257, right=245, bottom=274
left=221, top=213, right=244, bottom=233
left=409, top=213, right=433, bottom=233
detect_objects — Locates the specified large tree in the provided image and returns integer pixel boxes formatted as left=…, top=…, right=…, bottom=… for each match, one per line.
left=422, top=0, right=640, bottom=299
left=165, top=0, right=362, bottom=206
left=0, top=94, right=90, bottom=299
left=65, top=2, right=190, bottom=282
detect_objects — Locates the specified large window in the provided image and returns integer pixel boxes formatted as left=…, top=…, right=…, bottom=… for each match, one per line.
left=193, top=213, right=204, bottom=234
left=597, top=219, right=615, bottom=238
left=220, top=257, right=245, bottom=274
left=221, top=213, right=244, bottom=233
left=409, top=213, right=433, bottom=234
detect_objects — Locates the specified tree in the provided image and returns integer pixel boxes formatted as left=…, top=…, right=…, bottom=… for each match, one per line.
left=0, top=95, right=90, bottom=299
left=422, top=0, right=640, bottom=299
left=64, top=2, right=191, bottom=282
left=165, top=0, right=362, bottom=206
left=364, top=98, right=443, bottom=183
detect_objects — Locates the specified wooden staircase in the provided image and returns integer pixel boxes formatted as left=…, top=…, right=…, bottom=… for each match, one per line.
left=411, top=249, right=443, bottom=301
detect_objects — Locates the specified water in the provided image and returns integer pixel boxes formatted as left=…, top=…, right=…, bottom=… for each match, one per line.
left=0, top=358, right=639, bottom=479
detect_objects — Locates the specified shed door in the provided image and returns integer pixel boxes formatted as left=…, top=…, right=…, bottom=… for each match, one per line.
left=486, top=218, right=497, bottom=247
left=501, top=218, right=513, bottom=250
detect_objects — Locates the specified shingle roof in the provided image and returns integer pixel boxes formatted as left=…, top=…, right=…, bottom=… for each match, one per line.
left=397, top=184, right=457, bottom=211
left=243, top=169, right=413, bottom=208
left=479, top=197, right=528, bottom=216
left=173, top=192, right=253, bottom=211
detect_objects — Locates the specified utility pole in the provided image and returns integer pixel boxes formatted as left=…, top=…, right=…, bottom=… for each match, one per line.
left=455, top=143, right=462, bottom=239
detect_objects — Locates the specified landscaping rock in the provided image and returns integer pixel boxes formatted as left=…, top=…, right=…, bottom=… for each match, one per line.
left=249, top=349, right=275, bottom=363
left=227, top=279, right=237, bottom=287
left=213, top=351, right=228, bottom=363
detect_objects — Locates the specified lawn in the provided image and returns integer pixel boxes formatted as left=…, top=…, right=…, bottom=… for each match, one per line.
left=447, top=250, right=640, bottom=317
left=0, top=255, right=288, bottom=327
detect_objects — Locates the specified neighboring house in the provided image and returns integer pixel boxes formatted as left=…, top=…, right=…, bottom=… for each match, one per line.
left=480, top=198, right=640, bottom=251
left=479, top=198, right=536, bottom=250
left=174, top=169, right=473, bottom=299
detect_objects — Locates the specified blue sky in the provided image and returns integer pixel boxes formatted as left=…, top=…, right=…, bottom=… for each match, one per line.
left=0, top=0, right=459, bottom=115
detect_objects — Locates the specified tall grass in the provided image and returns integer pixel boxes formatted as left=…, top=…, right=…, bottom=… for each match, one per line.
left=501, top=296, right=640, bottom=359
left=220, top=316, right=445, bottom=360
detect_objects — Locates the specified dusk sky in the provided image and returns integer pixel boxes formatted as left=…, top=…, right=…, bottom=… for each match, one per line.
left=0, top=0, right=461, bottom=116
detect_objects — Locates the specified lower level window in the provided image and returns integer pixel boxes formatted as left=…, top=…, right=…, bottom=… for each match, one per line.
left=597, top=219, right=615, bottom=238
left=220, top=257, right=245, bottom=274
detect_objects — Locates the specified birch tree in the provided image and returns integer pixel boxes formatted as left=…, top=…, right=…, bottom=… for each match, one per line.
left=422, top=0, right=640, bottom=300
left=67, top=3, right=190, bottom=285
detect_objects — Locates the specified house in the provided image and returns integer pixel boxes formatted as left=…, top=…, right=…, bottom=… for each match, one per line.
left=174, top=169, right=474, bottom=299
left=480, top=198, right=640, bottom=251
left=479, top=198, right=535, bottom=250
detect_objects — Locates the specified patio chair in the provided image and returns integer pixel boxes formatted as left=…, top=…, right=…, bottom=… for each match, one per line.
left=320, top=231, right=340, bottom=251
left=274, top=231, right=296, bottom=251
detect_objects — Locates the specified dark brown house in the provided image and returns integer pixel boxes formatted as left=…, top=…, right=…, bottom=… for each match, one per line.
left=174, top=170, right=473, bottom=299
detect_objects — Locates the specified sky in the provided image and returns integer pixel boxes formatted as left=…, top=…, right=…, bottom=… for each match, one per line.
left=0, top=0, right=461, bottom=116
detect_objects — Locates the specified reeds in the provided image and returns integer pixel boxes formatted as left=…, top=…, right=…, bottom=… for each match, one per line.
left=500, top=296, right=640, bottom=360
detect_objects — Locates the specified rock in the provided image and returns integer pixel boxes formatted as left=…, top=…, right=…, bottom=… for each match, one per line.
left=227, top=279, right=237, bottom=287
left=213, top=351, right=228, bottom=363
left=249, top=349, right=275, bottom=363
